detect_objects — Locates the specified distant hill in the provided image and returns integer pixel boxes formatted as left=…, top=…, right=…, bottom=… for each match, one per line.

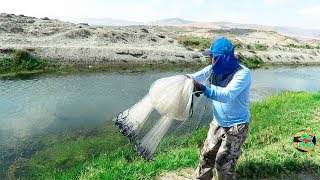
left=272, top=26, right=320, bottom=40
left=65, top=17, right=320, bottom=40
left=61, top=17, right=142, bottom=26
left=146, top=18, right=193, bottom=26
left=210, top=21, right=320, bottom=40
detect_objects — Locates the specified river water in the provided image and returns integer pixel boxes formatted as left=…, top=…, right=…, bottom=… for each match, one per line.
left=1, top=66, right=320, bottom=147
left=0, top=66, right=320, bottom=177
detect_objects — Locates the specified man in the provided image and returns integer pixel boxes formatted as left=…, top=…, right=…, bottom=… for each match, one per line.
left=187, top=37, right=251, bottom=180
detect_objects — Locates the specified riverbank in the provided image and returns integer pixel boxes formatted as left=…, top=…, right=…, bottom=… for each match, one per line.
left=0, top=49, right=209, bottom=79
left=3, top=91, right=320, bottom=179
left=2, top=47, right=320, bottom=80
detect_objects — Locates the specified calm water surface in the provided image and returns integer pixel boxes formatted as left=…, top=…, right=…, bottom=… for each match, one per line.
left=1, top=66, right=320, bottom=178
left=0, top=66, right=320, bottom=147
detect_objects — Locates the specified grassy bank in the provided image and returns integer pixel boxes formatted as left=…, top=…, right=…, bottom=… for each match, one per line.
left=0, top=49, right=48, bottom=74
left=4, top=91, right=320, bottom=179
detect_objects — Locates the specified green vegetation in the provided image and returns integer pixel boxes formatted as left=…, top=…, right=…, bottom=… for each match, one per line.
left=237, top=53, right=265, bottom=69
left=4, top=91, right=320, bottom=179
left=0, top=49, right=48, bottom=74
left=253, top=43, right=268, bottom=51
left=286, top=43, right=317, bottom=49
left=231, top=40, right=243, bottom=50
left=175, top=35, right=269, bottom=54
left=208, top=28, right=257, bottom=35
left=176, top=36, right=243, bottom=51
left=4, top=125, right=128, bottom=179
left=176, top=36, right=211, bottom=50
left=243, top=43, right=268, bottom=51
left=242, top=57, right=264, bottom=68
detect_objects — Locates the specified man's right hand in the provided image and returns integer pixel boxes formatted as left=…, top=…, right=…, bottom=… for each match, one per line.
left=193, top=80, right=201, bottom=91
left=193, top=80, right=205, bottom=97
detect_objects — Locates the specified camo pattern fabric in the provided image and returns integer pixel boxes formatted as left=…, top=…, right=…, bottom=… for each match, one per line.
left=194, top=121, right=249, bottom=180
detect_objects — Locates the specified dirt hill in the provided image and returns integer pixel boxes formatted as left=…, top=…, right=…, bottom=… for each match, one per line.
left=0, top=13, right=320, bottom=67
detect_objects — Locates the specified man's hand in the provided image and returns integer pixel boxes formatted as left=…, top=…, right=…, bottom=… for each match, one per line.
left=193, top=80, right=201, bottom=91
left=193, top=80, right=206, bottom=97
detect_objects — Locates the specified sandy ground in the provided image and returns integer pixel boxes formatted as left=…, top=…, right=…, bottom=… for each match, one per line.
left=0, top=13, right=320, bottom=66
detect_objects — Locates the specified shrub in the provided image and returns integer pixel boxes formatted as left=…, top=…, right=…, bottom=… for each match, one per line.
left=237, top=53, right=264, bottom=68
left=176, top=36, right=211, bottom=50
left=286, top=43, right=314, bottom=49
left=231, top=40, right=243, bottom=50
left=12, top=49, right=30, bottom=64
left=254, top=43, right=268, bottom=51
left=0, top=49, right=48, bottom=73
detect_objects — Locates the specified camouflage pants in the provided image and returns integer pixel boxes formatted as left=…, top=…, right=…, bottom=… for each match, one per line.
left=194, top=121, right=249, bottom=180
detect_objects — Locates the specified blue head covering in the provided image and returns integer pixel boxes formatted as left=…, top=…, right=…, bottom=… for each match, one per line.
left=202, top=37, right=239, bottom=75
left=212, top=54, right=239, bottom=75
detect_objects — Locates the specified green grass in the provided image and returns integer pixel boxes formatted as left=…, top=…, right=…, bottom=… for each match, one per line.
left=0, top=49, right=49, bottom=73
left=4, top=125, right=129, bottom=179
left=253, top=43, right=268, bottom=51
left=241, top=57, right=265, bottom=69
left=5, top=91, right=320, bottom=179
left=286, top=43, right=317, bottom=49
left=236, top=53, right=265, bottom=69
left=176, top=36, right=211, bottom=50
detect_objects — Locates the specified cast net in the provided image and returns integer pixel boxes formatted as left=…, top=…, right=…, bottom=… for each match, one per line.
left=114, top=74, right=209, bottom=160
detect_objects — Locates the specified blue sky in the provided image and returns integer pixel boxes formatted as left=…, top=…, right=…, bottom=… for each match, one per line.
left=1, top=0, right=320, bottom=29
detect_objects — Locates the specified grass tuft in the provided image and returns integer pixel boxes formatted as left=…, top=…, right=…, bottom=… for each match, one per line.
left=0, top=49, right=48, bottom=74
left=176, top=36, right=211, bottom=50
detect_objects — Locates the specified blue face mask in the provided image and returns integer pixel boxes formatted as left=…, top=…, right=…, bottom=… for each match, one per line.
left=212, top=54, right=240, bottom=75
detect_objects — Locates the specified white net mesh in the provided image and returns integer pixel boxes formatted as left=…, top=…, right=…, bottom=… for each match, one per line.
left=149, top=75, right=193, bottom=120
left=114, top=74, right=209, bottom=160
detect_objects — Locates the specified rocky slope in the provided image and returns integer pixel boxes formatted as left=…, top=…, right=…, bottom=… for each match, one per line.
left=0, top=13, right=320, bottom=67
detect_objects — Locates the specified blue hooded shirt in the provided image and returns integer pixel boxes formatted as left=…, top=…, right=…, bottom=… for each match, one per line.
left=188, top=37, right=251, bottom=127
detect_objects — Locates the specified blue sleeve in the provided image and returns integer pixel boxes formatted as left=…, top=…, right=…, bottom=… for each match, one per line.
left=202, top=69, right=251, bottom=102
left=186, top=65, right=212, bottom=83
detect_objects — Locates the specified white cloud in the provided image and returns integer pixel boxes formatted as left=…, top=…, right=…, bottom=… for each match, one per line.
left=299, top=5, right=320, bottom=17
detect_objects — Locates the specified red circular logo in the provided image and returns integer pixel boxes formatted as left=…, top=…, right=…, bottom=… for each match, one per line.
left=293, top=130, right=316, bottom=152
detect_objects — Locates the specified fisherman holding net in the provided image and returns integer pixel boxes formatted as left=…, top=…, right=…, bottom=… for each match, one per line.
left=114, top=37, right=251, bottom=180
left=187, top=37, right=251, bottom=180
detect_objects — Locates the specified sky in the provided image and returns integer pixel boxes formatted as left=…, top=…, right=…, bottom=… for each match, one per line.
left=1, top=0, right=320, bottom=29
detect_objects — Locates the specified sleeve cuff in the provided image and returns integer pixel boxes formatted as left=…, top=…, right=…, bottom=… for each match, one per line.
left=199, top=84, right=206, bottom=92
left=202, top=86, right=214, bottom=98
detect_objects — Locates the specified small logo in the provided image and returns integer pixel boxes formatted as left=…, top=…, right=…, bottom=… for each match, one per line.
left=293, top=130, right=316, bottom=152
